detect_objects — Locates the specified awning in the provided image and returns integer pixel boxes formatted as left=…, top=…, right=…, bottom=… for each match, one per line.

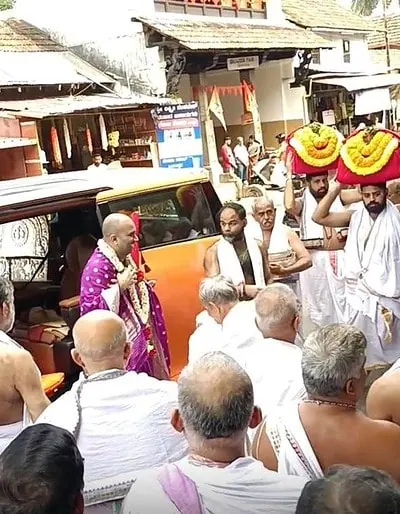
left=313, top=73, right=400, bottom=92
left=0, top=137, right=37, bottom=149
left=0, top=93, right=174, bottom=119
left=133, top=13, right=333, bottom=51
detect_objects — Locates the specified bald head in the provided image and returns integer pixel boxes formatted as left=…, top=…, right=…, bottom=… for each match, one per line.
left=102, top=213, right=134, bottom=239
left=255, top=283, right=298, bottom=337
left=178, top=352, right=254, bottom=439
left=72, top=311, right=128, bottom=367
left=102, top=213, right=137, bottom=260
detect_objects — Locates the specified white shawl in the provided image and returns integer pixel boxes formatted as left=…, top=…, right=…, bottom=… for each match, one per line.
left=217, top=234, right=266, bottom=287
left=301, top=188, right=344, bottom=240
left=265, top=404, right=323, bottom=480
left=345, top=202, right=400, bottom=317
left=245, top=219, right=291, bottom=256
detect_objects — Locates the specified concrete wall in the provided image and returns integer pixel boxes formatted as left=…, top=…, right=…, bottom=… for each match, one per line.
left=179, top=58, right=305, bottom=150
left=310, top=32, right=381, bottom=73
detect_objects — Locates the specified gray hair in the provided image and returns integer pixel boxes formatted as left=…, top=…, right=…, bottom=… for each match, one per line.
left=178, top=352, right=254, bottom=439
left=296, top=465, right=400, bottom=514
left=302, top=324, right=367, bottom=397
left=0, top=277, right=13, bottom=308
left=252, top=197, right=275, bottom=213
left=199, top=275, right=239, bottom=306
left=255, top=283, right=298, bottom=334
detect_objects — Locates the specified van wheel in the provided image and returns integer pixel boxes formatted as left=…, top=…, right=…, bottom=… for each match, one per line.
left=243, top=185, right=265, bottom=198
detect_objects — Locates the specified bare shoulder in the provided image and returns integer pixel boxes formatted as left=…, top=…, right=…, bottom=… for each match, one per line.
left=11, top=347, right=38, bottom=375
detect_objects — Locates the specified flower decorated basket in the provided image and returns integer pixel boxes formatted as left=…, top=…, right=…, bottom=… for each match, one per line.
left=337, top=128, right=400, bottom=185
left=286, top=123, right=343, bottom=176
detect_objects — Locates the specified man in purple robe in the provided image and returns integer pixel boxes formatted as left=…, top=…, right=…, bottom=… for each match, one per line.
left=80, top=213, right=170, bottom=379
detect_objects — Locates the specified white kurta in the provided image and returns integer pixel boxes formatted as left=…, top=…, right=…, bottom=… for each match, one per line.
left=344, top=202, right=400, bottom=368
left=238, top=338, right=306, bottom=420
left=121, top=456, right=307, bottom=514
left=188, top=301, right=260, bottom=364
left=36, top=370, right=188, bottom=509
left=299, top=189, right=346, bottom=327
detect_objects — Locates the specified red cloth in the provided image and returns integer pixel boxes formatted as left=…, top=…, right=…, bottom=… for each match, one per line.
left=286, top=146, right=338, bottom=176
left=130, top=212, right=150, bottom=273
left=220, top=144, right=232, bottom=171
left=337, top=129, right=400, bottom=185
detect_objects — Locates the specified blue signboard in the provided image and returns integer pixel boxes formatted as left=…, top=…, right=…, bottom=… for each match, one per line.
left=152, top=102, right=203, bottom=169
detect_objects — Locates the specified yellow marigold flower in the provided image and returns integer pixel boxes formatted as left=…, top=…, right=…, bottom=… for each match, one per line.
left=290, top=123, right=343, bottom=168
left=341, top=130, right=398, bottom=176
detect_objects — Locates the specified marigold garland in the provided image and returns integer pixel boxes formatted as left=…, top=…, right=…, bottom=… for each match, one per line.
left=340, top=128, right=399, bottom=176
left=289, top=123, right=343, bottom=168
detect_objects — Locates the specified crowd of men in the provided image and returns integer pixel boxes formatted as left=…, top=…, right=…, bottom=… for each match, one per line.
left=2, top=164, right=400, bottom=513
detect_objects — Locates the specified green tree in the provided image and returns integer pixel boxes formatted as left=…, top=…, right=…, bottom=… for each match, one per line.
left=0, top=0, right=15, bottom=9
left=351, top=0, right=397, bottom=16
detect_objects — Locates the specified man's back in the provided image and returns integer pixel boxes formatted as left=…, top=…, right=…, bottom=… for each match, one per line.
left=240, top=338, right=305, bottom=417
left=0, top=331, right=49, bottom=453
left=0, top=343, right=25, bottom=426
left=367, top=361, right=400, bottom=425
left=37, top=372, right=187, bottom=489
left=121, top=456, right=307, bottom=514
left=259, top=404, right=400, bottom=483
left=189, top=302, right=260, bottom=363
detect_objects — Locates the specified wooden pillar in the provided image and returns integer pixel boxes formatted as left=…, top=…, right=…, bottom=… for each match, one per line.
left=190, top=72, right=222, bottom=185
left=239, top=69, right=264, bottom=147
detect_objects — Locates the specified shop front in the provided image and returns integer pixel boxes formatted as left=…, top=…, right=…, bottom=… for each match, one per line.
left=0, top=93, right=173, bottom=173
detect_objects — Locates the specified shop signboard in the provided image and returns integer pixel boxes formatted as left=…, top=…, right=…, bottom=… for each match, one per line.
left=151, top=102, right=203, bottom=169
left=227, top=56, right=259, bottom=71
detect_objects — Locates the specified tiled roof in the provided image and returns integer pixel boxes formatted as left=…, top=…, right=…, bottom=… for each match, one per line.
left=370, top=48, right=400, bottom=69
left=0, top=93, right=172, bottom=118
left=133, top=13, right=333, bottom=51
left=282, top=0, right=375, bottom=32
left=368, top=15, right=400, bottom=48
left=0, top=18, right=63, bottom=52
left=0, top=18, right=115, bottom=86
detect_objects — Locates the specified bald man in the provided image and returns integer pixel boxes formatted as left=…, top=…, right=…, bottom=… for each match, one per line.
left=37, top=311, right=187, bottom=513
left=121, top=352, right=306, bottom=514
left=80, top=213, right=170, bottom=379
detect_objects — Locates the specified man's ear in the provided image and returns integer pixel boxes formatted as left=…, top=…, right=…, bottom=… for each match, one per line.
left=170, top=409, right=184, bottom=433
left=123, top=342, right=132, bottom=361
left=249, top=406, right=262, bottom=429
left=345, top=378, right=357, bottom=397
left=2, top=302, right=9, bottom=320
left=243, top=218, right=248, bottom=228
left=71, top=349, right=84, bottom=369
left=293, top=315, right=300, bottom=333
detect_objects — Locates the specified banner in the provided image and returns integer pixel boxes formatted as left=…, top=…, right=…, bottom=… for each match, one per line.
left=151, top=102, right=203, bottom=169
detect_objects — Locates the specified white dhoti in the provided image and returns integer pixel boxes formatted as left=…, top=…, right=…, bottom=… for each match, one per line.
left=345, top=202, right=400, bottom=369
left=264, top=403, right=323, bottom=480
left=0, top=420, right=23, bottom=454
left=300, top=249, right=346, bottom=327
left=299, top=189, right=346, bottom=328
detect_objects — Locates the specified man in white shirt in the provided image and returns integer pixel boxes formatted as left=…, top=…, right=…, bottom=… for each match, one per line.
left=188, top=275, right=261, bottom=363
left=87, top=153, right=108, bottom=172
left=121, top=352, right=307, bottom=514
left=234, top=136, right=249, bottom=182
left=242, top=283, right=306, bottom=418
left=37, top=310, right=187, bottom=512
